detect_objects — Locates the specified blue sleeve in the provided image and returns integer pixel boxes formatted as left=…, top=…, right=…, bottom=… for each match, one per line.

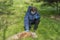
left=35, top=13, right=40, bottom=20
left=37, top=13, right=40, bottom=19
left=24, top=13, right=29, bottom=30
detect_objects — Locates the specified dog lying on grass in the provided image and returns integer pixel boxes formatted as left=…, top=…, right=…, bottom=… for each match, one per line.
left=7, top=31, right=37, bottom=40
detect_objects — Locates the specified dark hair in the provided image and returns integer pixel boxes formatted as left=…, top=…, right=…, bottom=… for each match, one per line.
left=30, top=7, right=37, bottom=12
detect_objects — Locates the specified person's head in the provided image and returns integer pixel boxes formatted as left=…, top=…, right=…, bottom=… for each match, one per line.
left=30, top=7, right=37, bottom=15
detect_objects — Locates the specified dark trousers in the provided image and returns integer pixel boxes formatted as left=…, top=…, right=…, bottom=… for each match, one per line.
left=29, top=19, right=40, bottom=31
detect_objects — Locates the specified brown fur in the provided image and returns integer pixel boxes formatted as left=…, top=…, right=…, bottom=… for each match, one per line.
left=17, top=32, right=32, bottom=38
left=7, top=31, right=37, bottom=40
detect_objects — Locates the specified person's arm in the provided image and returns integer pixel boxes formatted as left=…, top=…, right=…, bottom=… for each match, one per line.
left=24, top=13, right=29, bottom=32
left=37, top=13, right=40, bottom=20
left=35, top=13, right=40, bottom=20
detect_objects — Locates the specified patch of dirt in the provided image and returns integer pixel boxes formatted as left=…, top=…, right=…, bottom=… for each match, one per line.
left=50, top=15, right=60, bottom=21
left=42, top=15, right=60, bottom=21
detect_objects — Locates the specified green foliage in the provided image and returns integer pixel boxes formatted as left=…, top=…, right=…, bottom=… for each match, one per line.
left=33, top=2, right=60, bottom=15
left=0, top=0, right=13, bottom=15
left=0, top=0, right=60, bottom=40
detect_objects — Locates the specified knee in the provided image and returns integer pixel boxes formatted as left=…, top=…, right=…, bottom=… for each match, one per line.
left=35, top=20, right=40, bottom=24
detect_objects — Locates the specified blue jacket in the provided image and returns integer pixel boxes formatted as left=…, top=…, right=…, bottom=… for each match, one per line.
left=24, top=6, right=40, bottom=31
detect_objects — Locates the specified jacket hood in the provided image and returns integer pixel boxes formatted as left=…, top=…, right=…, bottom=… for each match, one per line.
left=27, top=6, right=37, bottom=15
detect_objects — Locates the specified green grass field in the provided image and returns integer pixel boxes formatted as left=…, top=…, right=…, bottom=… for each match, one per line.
left=0, top=0, right=60, bottom=40
left=0, top=15, right=60, bottom=40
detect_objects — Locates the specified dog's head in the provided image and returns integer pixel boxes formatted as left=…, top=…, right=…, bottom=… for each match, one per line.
left=17, top=32, right=32, bottom=38
left=7, top=32, right=37, bottom=40
left=17, top=31, right=37, bottom=39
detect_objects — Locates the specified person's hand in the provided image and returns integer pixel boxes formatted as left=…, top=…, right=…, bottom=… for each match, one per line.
left=34, top=16, right=38, bottom=20
left=25, top=30, right=29, bottom=32
left=35, top=16, right=38, bottom=19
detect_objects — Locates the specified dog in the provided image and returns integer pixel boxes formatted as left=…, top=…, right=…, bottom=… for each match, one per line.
left=6, top=31, right=37, bottom=40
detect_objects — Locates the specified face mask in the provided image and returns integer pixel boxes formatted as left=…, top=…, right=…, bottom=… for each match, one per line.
left=31, top=11, right=36, bottom=14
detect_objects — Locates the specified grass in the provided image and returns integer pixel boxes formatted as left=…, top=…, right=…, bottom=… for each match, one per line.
left=0, top=0, right=60, bottom=40
left=0, top=15, right=60, bottom=40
